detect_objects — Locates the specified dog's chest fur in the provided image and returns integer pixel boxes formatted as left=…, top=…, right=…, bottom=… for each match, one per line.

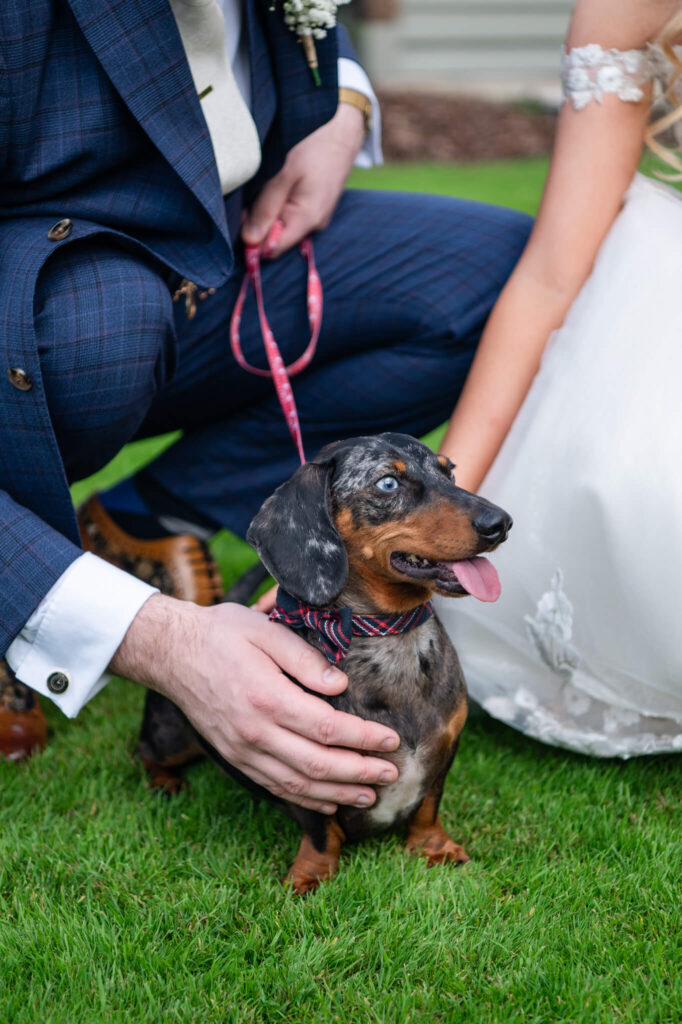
left=304, top=614, right=466, bottom=841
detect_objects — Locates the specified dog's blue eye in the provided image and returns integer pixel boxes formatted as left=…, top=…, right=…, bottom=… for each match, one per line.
left=376, top=476, right=400, bottom=493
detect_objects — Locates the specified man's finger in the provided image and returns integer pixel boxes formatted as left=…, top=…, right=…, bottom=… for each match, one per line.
left=253, top=618, right=350, bottom=696
left=246, top=751, right=379, bottom=809
left=266, top=202, right=316, bottom=259
left=263, top=726, right=399, bottom=787
left=242, top=170, right=292, bottom=246
left=242, top=761, right=339, bottom=814
left=271, top=688, right=402, bottom=754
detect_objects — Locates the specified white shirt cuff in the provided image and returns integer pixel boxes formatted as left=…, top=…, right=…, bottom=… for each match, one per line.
left=337, top=57, right=383, bottom=168
left=6, top=552, right=158, bottom=719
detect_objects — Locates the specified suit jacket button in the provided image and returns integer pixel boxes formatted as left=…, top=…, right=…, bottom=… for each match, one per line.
left=47, top=218, right=73, bottom=241
left=7, top=367, right=33, bottom=391
left=47, top=670, right=70, bottom=695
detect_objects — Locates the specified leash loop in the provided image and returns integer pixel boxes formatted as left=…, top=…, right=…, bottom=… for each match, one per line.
left=229, top=222, right=322, bottom=465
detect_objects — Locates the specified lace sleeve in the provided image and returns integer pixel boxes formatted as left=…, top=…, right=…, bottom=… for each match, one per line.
left=562, top=44, right=660, bottom=110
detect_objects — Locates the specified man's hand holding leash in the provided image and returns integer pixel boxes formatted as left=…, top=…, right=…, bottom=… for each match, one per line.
left=242, top=103, right=366, bottom=257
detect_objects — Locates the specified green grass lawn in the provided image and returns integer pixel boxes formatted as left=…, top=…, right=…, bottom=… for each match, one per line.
left=3, top=159, right=681, bottom=1024
left=350, top=159, right=550, bottom=216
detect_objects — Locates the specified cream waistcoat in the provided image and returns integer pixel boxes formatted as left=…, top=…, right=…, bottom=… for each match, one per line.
left=169, top=0, right=261, bottom=195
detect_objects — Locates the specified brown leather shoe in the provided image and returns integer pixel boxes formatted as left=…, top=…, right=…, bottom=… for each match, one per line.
left=0, top=660, right=48, bottom=762
left=78, top=495, right=223, bottom=606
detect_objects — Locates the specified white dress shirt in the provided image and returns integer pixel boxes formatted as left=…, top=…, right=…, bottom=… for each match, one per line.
left=6, top=0, right=382, bottom=716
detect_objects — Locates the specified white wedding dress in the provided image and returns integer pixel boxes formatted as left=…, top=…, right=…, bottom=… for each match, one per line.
left=436, top=46, right=682, bottom=758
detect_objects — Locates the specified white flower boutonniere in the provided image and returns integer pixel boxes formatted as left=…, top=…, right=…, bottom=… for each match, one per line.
left=282, top=0, right=351, bottom=86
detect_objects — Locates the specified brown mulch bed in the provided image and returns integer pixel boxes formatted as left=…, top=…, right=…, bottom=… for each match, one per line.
left=378, top=91, right=558, bottom=162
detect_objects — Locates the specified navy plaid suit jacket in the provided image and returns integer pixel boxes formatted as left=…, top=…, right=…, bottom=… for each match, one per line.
left=0, top=0, right=354, bottom=655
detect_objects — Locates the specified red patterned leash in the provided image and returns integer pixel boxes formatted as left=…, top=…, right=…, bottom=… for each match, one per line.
left=229, top=220, right=322, bottom=464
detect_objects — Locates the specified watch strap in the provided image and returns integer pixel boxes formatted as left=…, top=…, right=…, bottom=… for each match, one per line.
left=338, top=87, right=372, bottom=134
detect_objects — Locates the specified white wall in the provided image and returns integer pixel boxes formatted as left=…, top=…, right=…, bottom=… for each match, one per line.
left=360, top=0, right=574, bottom=99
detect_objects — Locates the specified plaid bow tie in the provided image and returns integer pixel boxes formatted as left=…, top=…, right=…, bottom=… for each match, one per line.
left=269, top=588, right=434, bottom=665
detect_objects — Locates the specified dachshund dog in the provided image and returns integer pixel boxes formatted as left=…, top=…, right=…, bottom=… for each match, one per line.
left=138, top=433, right=512, bottom=894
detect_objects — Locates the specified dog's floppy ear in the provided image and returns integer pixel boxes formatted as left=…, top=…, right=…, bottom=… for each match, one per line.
left=246, top=460, right=348, bottom=607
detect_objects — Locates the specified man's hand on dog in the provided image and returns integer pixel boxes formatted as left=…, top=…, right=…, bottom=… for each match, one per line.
left=241, top=102, right=366, bottom=259
left=111, top=595, right=400, bottom=814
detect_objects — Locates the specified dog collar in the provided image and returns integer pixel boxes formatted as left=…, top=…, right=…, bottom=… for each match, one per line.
left=269, top=588, right=435, bottom=665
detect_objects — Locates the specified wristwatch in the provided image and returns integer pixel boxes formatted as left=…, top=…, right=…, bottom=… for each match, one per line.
left=338, top=87, right=373, bottom=134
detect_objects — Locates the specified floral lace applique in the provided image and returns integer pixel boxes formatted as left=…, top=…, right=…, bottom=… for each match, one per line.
left=488, top=569, right=682, bottom=758
left=524, top=569, right=580, bottom=677
left=562, top=44, right=658, bottom=110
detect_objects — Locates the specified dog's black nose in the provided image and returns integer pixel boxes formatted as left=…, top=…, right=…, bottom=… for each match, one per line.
left=472, top=508, right=513, bottom=544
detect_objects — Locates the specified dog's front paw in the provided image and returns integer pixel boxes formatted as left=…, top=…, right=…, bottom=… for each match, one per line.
left=406, top=826, right=470, bottom=867
left=283, top=868, right=326, bottom=896
left=141, top=759, right=190, bottom=797
left=284, top=822, right=344, bottom=895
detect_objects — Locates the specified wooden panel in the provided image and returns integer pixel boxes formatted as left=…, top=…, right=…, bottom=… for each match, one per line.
left=401, top=0, right=571, bottom=9
left=395, top=48, right=564, bottom=75
left=358, top=0, right=573, bottom=85
left=398, top=12, right=569, bottom=42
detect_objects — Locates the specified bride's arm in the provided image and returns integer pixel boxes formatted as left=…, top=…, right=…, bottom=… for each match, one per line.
left=441, top=0, right=680, bottom=492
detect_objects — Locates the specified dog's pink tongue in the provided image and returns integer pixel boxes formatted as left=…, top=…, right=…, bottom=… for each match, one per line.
left=447, top=557, right=501, bottom=602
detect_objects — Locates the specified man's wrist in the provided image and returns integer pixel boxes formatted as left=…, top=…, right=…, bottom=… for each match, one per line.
left=338, top=87, right=372, bottom=135
left=109, top=592, right=195, bottom=698
left=332, top=100, right=366, bottom=157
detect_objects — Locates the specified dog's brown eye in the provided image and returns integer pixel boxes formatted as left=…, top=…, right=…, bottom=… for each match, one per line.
left=376, top=475, right=400, bottom=493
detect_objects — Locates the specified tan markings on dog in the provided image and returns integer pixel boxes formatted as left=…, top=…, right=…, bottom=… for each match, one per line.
left=334, top=507, right=355, bottom=540
left=336, top=499, right=480, bottom=613
left=406, top=794, right=470, bottom=867
left=432, top=699, right=469, bottom=769
left=445, top=701, right=468, bottom=748
left=427, top=701, right=468, bottom=779
left=285, top=819, right=346, bottom=896
left=335, top=507, right=353, bottom=534
left=149, top=741, right=205, bottom=769
left=141, top=759, right=189, bottom=796
left=345, top=560, right=431, bottom=613
left=437, top=455, right=449, bottom=469
left=409, top=792, right=437, bottom=830
left=393, top=460, right=406, bottom=473
left=391, top=503, right=478, bottom=558
left=361, top=545, right=374, bottom=560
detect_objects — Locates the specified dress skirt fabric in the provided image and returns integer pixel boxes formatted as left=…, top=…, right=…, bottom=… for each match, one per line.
left=436, top=175, right=682, bottom=757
